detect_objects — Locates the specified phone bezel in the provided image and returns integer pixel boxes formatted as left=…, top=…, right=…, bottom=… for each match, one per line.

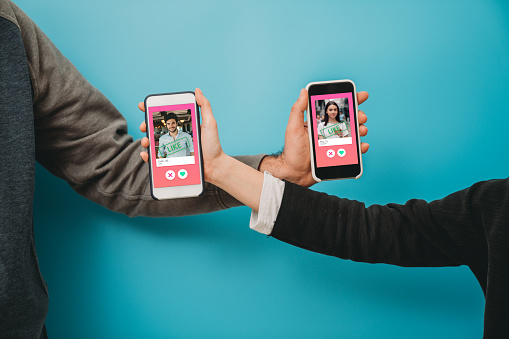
left=306, top=80, right=363, bottom=181
left=144, top=92, right=204, bottom=200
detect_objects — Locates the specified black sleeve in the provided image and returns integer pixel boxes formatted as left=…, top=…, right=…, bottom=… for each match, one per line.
left=270, top=179, right=497, bottom=269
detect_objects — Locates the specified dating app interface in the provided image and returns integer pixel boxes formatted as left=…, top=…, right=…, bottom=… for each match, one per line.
left=311, top=93, right=359, bottom=168
left=147, top=103, right=201, bottom=188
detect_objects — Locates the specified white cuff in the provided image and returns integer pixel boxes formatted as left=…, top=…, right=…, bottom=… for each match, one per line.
left=249, top=171, right=285, bottom=235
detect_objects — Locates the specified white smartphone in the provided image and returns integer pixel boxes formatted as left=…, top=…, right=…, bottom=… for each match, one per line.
left=144, top=92, right=204, bottom=199
left=306, top=80, right=363, bottom=182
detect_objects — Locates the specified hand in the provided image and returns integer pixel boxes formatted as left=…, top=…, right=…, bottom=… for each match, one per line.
left=138, top=89, right=227, bottom=182
left=194, top=88, right=228, bottom=181
left=139, top=109, right=149, bottom=162
left=258, top=90, right=369, bottom=188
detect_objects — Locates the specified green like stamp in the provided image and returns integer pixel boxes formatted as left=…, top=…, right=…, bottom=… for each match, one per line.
left=320, top=123, right=345, bottom=139
left=160, top=137, right=190, bottom=156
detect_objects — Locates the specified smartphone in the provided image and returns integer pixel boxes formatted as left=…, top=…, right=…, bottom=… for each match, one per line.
left=306, top=80, right=363, bottom=182
left=144, top=92, right=204, bottom=199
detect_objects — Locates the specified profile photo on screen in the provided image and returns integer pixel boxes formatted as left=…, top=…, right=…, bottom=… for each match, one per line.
left=316, top=99, right=351, bottom=144
left=152, top=110, right=194, bottom=159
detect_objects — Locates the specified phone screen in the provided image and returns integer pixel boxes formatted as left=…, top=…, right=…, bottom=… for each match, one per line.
left=147, top=103, right=201, bottom=188
left=310, top=92, right=359, bottom=168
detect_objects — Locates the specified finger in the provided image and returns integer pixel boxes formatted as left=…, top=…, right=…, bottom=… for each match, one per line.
left=359, top=125, right=368, bottom=137
left=140, top=121, right=147, bottom=133
left=140, top=151, right=149, bottom=163
left=138, top=102, right=145, bottom=112
left=357, top=91, right=369, bottom=105
left=361, top=142, right=370, bottom=154
left=141, top=136, right=150, bottom=148
left=288, top=89, right=308, bottom=131
left=358, top=110, right=367, bottom=125
left=195, top=88, right=216, bottom=126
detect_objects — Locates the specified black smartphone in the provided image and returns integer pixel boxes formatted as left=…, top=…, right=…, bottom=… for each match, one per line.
left=306, top=80, right=363, bottom=181
left=144, top=91, right=204, bottom=199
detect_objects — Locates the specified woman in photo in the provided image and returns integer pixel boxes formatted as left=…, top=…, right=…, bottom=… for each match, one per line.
left=318, top=101, right=349, bottom=139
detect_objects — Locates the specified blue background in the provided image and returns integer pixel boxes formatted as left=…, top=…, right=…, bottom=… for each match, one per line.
left=17, top=0, right=509, bottom=337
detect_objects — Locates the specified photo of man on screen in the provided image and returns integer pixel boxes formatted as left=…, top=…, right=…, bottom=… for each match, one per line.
left=157, top=111, right=194, bottom=158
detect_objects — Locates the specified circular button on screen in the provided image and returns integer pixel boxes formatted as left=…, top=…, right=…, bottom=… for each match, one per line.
left=165, top=170, right=176, bottom=180
left=178, top=169, right=188, bottom=179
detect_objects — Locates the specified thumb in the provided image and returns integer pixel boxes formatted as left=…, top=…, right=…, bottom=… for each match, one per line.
left=287, top=89, right=308, bottom=131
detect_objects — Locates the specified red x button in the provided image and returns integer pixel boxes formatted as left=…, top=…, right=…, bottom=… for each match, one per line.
left=165, top=170, right=176, bottom=180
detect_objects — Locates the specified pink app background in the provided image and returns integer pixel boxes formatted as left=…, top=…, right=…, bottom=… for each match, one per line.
left=311, top=93, right=359, bottom=168
left=147, top=104, right=201, bottom=188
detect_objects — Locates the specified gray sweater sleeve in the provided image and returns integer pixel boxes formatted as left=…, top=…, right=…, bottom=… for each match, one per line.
left=4, top=0, right=265, bottom=217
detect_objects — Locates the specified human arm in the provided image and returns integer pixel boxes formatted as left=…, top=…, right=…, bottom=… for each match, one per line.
left=8, top=1, right=264, bottom=217
left=157, top=139, right=167, bottom=158
left=158, top=145, right=164, bottom=158
left=341, top=122, right=350, bottom=137
left=270, top=182, right=469, bottom=268
left=317, top=122, right=325, bottom=140
left=197, top=87, right=488, bottom=269
left=270, top=175, right=509, bottom=302
left=188, top=134, right=194, bottom=156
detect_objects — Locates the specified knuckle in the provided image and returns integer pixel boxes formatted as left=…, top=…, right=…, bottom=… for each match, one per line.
left=290, top=104, right=301, bottom=114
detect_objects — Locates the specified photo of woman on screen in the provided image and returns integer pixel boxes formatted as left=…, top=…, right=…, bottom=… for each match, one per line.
left=317, top=100, right=350, bottom=140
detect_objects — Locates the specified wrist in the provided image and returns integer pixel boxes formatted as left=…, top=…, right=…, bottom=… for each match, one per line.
left=258, top=154, right=286, bottom=180
left=259, top=152, right=315, bottom=188
left=207, top=153, right=232, bottom=187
